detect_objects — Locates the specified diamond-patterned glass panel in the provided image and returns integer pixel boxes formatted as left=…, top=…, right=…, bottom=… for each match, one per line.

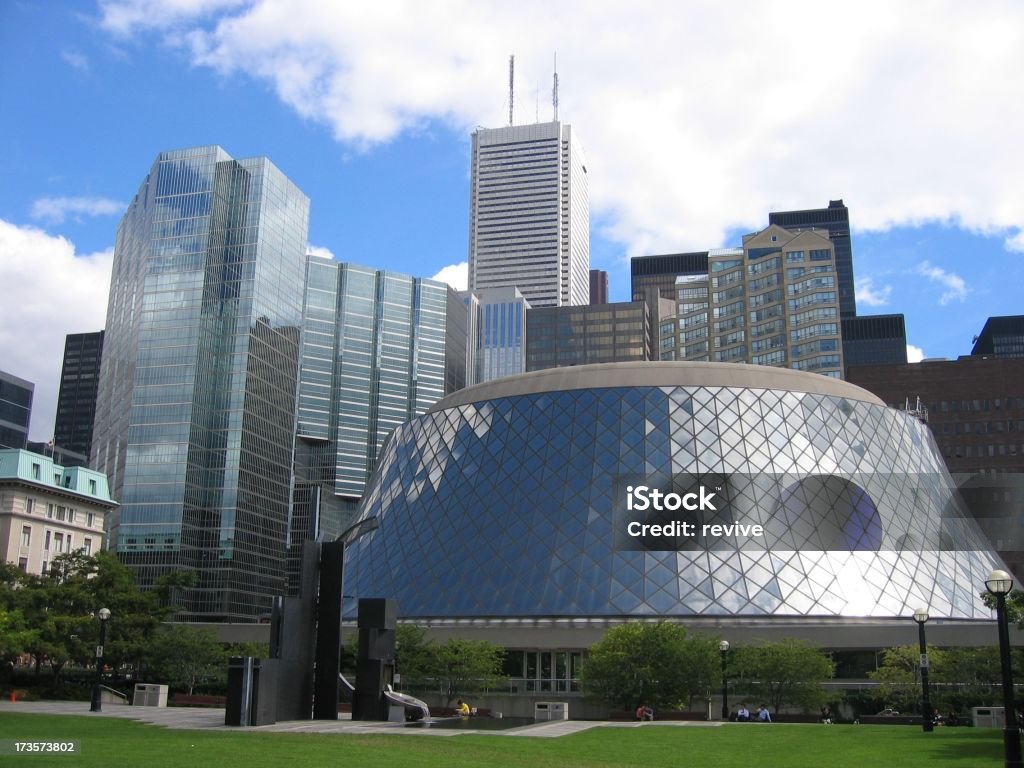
left=344, top=378, right=1003, bottom=621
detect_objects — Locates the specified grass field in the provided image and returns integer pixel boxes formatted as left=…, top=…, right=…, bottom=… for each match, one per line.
left=0, top=713, right=1008, bottom=767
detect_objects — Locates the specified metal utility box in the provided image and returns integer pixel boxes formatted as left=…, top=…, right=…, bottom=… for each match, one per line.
left=133, top=684, right=168, bottom=707
left=534, top=701, right=569, bottom=721
left=972, top=706, right=1006, bottom=728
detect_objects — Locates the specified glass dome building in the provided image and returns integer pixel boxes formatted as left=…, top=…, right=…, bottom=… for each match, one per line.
left=343, top=362, right=1002, bottom=644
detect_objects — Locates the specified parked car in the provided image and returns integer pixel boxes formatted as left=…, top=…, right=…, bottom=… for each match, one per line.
left=876, top=708, right=901, bottom=716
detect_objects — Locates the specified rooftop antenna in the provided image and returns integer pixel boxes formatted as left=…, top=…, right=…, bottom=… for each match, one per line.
left=508, top=55, right=514, bottom=126
left=552, top=52, right=559, bottom=121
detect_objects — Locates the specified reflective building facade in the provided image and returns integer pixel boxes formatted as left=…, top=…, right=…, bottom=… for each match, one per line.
left=345, top=363, right=1001, bottom=629
left=290, top=258, right=467, bottom=590
left=0, top=370, right=33, bottom=451
left=91, top=146, right=309, bottom=621
left=54, top=331, right=105, bottom=465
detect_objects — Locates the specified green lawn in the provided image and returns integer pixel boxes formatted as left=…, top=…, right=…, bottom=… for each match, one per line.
left=0, top=714, right=1006, bottom=767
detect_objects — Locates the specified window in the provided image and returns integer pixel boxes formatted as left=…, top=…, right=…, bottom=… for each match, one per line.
left=47, top=504, right=54, bottom=519
left=83, top=538, right=93, bottom=556
left=87, top=513, right=95, bottom=528
left=31, top=463, right=40, bottom=480
left=18, top=558, right=27, bottom=572
left=54, top=532, right=64, bottom=552
left=44, top=530, right=51, bottom=551
left=88, top=479, right=97, bottom=494
left=25, top=498, right=35, bottom=514
left=21, top=526, right=31, bottom=548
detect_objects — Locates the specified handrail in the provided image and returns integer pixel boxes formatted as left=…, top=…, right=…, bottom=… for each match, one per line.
left=99, top=685, right=128, bottom=703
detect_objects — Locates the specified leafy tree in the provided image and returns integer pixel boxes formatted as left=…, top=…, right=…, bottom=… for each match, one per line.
left=432, top=638, right=506, bottom=706
left=870, top=644, right=1017, bottom=714
left=869, top=644, right=948, bottom=711
left=579, top=621, right=720, bottom=712
left=731, top=638, right=834, bottom=714
left=395, top=623, right=436, bottom=684
left=142, top=625, right=226, bottom=695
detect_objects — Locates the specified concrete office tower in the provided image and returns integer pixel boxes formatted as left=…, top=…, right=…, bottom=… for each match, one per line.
left=468, top=122, right=589, bottom=308
left=657, top=225, right=844, bottom=378
left=290, top=257, right=467, bottom=589
left=526, top=301, right=655, bottom=371
left=462, top=287, right=530, bottom=385
left=53, top=331, right=104, bottom=465
left=769, top=199, right=856, bottom=318
left=91, top=146, right=309, bottom=621
left=0, top=371, right=33, bottom=450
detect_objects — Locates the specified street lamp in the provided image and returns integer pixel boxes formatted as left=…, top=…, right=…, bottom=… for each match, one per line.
left=985, top=569, right=1022, bottom=768
left=719, top=639, right=730, bottom=720
left=912, top=609, right=933, bottom=733
left=89, top=608, right=111, bottom=713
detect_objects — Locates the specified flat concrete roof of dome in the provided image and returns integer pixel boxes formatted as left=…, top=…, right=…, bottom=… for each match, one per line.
left=429, top=361, right=886, bottom=413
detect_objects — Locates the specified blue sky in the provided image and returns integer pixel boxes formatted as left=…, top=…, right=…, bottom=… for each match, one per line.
left=1, top=1, right=1022, bottom=441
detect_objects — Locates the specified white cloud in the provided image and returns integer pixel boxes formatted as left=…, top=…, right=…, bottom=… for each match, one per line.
left=60, top=50, right=90, bottom=71
left=430, top=262, right=468, bottom=291
left=97, top=1, right=1024, bottom=254
left=855, top=277, right=892, bottom=307
left=906, top=344, right=925, bottom=363
left=0, top=220, right=113, bottom=442
left=916, top=260, right=968, bottom=305
left=306, top=244, right=336, bottom=260
left=31, top=196, right=125, bottom=225
left=1005, top=230, right=1024, bottom=252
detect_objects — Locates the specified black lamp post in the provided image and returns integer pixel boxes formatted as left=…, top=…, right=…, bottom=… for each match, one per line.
left=986, top=569, right=1022, bottom=768
left=719, top=639, right=730, bottom=720
left=913, top=608, right=934, bottom=732
left=89, top=607, right=111, bottom=713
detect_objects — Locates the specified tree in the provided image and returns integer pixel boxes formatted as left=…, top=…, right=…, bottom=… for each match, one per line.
left=142, top=625, right=226, bottom=695
left=432, top=638, right=506, bottom=706
left=869, top=644, right=948, bottom=712
left=870, top=644, right=1017, bottom=714
left=395, top=623, right=436, bottom=684
left=731, top=639, right=834, bottom=714
left=579, top=621, right=720, bottom=712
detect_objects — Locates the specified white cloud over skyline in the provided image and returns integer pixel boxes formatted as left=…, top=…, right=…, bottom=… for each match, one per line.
left=97, top=0, right=1024, bottom=255
left=854, top=277, right=892, bottom=307
left=916, top=261, right=968, bottom=305
left=430, top=262, right=468, bottom=292
left=906, top=344, right=925, bottom=363
left=0, top=220, right=113, bottom=442
left=31, top=196, right=125, bottom=224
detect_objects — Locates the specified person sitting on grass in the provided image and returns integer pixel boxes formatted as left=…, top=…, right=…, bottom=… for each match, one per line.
left=757, top=704, right=772, bottom=722
left=736, top=703, right=750, bottom=722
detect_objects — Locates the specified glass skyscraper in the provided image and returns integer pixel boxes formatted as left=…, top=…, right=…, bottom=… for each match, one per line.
left=91, top=146, right=309, bottom=621
left=289, top=257, right=467, bottom=589
left=462, top=287, right=529, bottom=385
left=0, top=370, right=33, bottom=450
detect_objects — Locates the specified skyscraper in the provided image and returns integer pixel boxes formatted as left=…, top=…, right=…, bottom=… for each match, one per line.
left=0, top=370, right=33, bottom=450
left=462, top=287, right=529, bottom=385
left=91, top=146, right=309, bottom=621
left=468, top=121, right=589, bottom=307
left=289, top=257, right=467, bottom=590
left=654, top=225, right=844, bottom=378
left=54, top=331, right=104, bottom=464
left=769, top=200, right=856, bottom=318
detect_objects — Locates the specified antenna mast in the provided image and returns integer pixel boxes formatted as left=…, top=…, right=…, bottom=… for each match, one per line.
left=508, top=55, right=514, bottom=126
left=552, top=52, right=559, bottom=121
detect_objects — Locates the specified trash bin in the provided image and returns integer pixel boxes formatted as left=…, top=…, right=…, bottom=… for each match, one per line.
left=971, top=706, right=1005, bottom=728
left=133, top=684, right=168, bottom=707
left=225, top=657, right=278, bottom=726
left=534, top=701, right=569, bottom=721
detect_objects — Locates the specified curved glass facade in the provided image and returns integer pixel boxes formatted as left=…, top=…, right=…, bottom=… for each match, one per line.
left=345, top=368, right=1002, bottom=621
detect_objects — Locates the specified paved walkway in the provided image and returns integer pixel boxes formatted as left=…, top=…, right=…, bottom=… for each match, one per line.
left=0, top=701, right=723, bottom=738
